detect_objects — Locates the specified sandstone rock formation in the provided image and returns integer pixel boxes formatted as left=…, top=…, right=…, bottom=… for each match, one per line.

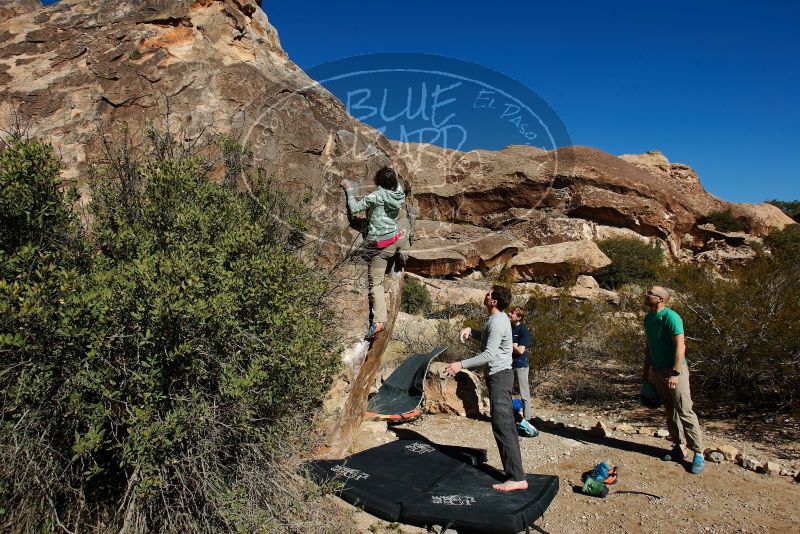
left=397, top=142, right=723, bottom=242
left=505, top=240, right=612, bottom=281
left=395, top=141, right=794, bottom=279
left=0, top=0, right=40, bottom=21
left=423, top=362, right=488, bottom=418
left=406, top=273, right=620, bottom=307
left=406, top=220, right=523, bottom=276
left=0, top=0, right=411, bottom=271
left=728, top=203, right=796, bottom=237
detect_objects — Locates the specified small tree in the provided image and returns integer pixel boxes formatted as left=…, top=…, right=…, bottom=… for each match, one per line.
left=593, top=237, right=664, bottom=290
left=401, top=276, right=432, bottom=315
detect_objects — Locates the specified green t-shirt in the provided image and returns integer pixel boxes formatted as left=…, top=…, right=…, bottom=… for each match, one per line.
left=644, top=307, right=685, bottom=369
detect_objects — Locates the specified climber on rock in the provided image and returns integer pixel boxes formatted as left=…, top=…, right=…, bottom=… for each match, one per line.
left=340, top=166, right=409, bottom=339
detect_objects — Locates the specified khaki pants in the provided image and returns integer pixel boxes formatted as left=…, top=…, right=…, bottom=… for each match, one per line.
left=514, top=367, right=532, bottom=420
left=366, top=234, right=409, bottom=324
left=649, top=363, right=704, bottom=453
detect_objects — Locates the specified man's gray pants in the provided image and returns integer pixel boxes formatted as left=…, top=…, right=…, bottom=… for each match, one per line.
left=514, top=366, right=532, bottom=420
left=487, top=369, right=525, bottom=481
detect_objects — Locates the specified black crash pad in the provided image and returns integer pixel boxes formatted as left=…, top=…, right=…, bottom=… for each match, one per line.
left=306, top=439, right=559, bottom=534
left=367, top=346, right=446, bottom=416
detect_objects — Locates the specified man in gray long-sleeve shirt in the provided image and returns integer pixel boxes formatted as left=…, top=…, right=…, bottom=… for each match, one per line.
left=444, top=285, right=527, bottom=492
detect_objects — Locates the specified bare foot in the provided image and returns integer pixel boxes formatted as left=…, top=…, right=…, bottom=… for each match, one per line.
left=492, top=480, right=528, bottom=492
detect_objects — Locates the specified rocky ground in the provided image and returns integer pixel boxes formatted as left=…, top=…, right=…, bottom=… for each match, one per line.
left=340, top=364, right=800, bottom=534
left=345, top=408, right=799, bottom=534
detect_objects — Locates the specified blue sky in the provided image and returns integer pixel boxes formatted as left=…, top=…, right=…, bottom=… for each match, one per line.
left=262, top=1, right=799, bottom=203
left=41, top=1, right=798, bottom=202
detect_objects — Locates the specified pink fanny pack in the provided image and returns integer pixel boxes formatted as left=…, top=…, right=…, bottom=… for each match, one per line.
left=375, top=231, right=401, bottom=249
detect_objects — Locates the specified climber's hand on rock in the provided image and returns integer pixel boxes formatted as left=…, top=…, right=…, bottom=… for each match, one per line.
left=340, top=179, right=352, bottom=190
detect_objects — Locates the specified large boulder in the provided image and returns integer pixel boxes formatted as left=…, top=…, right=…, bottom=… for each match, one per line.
left=406, top=220, right=523, bottom=276
left=505, top=240, right=612, bottom=281
left=0, top=0, right=412, bottom=272
left=423, top=362, right=488, bottom=418
left=728, top=203, right=796, bottom=237
left=395, top=141, right=724, bottom=243
left=404, top=274, right=487, bottom=307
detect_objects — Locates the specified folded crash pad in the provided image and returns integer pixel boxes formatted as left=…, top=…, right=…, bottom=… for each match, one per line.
left=307, top=439, right=559, bottom=534
left=366, top=346, right=446, bottom=418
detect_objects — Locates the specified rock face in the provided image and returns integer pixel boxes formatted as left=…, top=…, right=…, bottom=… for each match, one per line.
left=394, top=141, right=794, bottom=279
left=728, top=203, right=796, bottom=237
left=398, top=142, right=723, bottom=242
left=406, top=220, right=523, bottom=276
left=506, top=240, right=611, bottom=281
left=0, top=0, right=411, bottom=270
left=423, top=362, right=488, bottom=418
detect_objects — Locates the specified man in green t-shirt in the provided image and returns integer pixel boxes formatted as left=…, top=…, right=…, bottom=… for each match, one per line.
left=643, top=286, right=705, bottom=475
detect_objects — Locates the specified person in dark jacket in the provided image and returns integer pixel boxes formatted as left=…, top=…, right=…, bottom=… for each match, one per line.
left=509, top=306, right=533, bottom=422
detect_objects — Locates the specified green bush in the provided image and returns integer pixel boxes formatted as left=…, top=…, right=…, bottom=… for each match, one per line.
left=665, top=259, right=800, bottom=407
left=767, top=199, right=800, bottom=222
left=401, top=276, right=432, bottom=315
left=523, top=291, right=599, bottom=385
left=1, top=133, right=343, bottom=532
left=706, top=208, right=746, bottom=232
left=764, top=223, right=800, bottom=264
left=593, top=237, right=664, bottom=290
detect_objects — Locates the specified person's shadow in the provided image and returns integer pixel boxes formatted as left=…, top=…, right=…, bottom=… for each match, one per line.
left=533, top=421, right=666, bottom=458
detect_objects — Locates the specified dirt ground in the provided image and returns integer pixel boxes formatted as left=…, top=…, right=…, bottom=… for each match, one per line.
left=344, top=400, right=800, bottom=534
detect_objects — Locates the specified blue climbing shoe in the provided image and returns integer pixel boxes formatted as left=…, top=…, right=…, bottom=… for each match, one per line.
left=691, top=453, right=705, bottom=475
left=517, top=419, right=539, bottom=438
left=662, top=444, right=684, bottom=462
left=365, top=322, right=385, bottom=340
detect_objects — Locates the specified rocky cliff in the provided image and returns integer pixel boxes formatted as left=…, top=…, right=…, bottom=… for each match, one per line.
left=0, top=0, right=409, bottom=269
left=393, top=141, right=794, bottom=278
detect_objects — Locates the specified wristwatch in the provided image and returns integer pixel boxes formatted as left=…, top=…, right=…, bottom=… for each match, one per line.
left=670, top=369, right=681, bottom=377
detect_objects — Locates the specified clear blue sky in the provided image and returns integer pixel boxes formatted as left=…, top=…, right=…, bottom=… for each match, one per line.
left=41, top=0, right=798, bottom=202
left=262, top=0, right=799, bottom=203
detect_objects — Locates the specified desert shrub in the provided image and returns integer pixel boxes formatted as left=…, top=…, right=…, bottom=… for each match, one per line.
left=401, top=276, right=432, bottom=315
left=593, top=237, right=664, bottom=289
left=663, top=259, right=800, bottom=408
left=767, top=199, right=800, bottom=222
left=0, top=133, right=344, bottom=532
left=706, top=208, right=746, bottom=232
left=523, top=291, right=599, bottom=386
left=764, top=223, right=800, bottom=264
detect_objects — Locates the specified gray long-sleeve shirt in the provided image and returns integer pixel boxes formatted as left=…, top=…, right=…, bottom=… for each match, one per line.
left=460, top=312, right=513, bottom=375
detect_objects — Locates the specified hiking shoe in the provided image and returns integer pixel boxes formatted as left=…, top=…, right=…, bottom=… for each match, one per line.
left=365, top=322, right=385, bottom=339
left=691, top=453, right=705, bottom=475
left=517, top=419, right=539, bottom=438
left=662, top=445, right=684, bottom=462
